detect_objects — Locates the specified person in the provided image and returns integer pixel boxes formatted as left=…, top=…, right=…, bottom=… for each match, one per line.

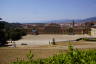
left=13, top=42, right=16, bottom=48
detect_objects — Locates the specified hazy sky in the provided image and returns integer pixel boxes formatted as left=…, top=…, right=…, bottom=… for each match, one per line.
left=0, top=0, right=96, bottom=23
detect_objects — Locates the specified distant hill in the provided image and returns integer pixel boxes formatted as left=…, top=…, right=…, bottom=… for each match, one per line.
left=47, top=17, right=96, bottom=23
left=81, top=17, right=96, bottom=22
left=50, top=19, right=81, bottom=23
left=21, top=16, right=96, bottom=24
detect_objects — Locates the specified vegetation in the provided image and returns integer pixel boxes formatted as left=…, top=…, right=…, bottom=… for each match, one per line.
left=0, top=21, right=7, bottom=45
left=68, top=27, right=74, bottom=35
left=9, top=28, right=26, bottom=43
left=76, top=37, right=96, bottom=41
left=83, top=38, right=96, bottom=41
left=76, top=38, right=83, bottom=41
left=0, top=20, right=26, bottom=45
left=11, top=45, right=96, bottom=64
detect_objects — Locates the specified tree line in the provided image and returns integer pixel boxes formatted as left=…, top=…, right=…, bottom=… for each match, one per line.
left=0, top=19, right=26, bottom=46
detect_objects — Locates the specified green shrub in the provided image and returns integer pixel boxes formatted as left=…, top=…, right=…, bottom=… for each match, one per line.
left=76, top=38, right=96, bottom=41
left=11, top=45, right=96, bottom=64
left=76, top=38, right=83, bottom=41
left=83, top=38, right=96, bottom=41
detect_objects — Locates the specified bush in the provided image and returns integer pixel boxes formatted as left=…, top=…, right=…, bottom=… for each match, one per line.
left=83, top=38, right=96, bottom=41
left=76, top=37, right=96, bottom=41
left=11, top=46, right=96, bottom=64
left=75, top=38, right=83, bottom=41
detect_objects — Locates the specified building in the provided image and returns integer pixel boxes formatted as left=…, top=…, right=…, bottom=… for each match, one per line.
left=22, top=22, right=92, bottom=35
left=91, top=28, right=96, bottom=37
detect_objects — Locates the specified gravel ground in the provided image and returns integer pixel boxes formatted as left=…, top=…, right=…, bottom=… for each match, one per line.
left=8, top=34, right=91, bottom=47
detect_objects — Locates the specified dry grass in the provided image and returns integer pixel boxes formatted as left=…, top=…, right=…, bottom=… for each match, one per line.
left=0, top=40, right=96, bottom=64
left=55, top=40, right=94, bottom=46
left=0, top=48, right=66, bottom=64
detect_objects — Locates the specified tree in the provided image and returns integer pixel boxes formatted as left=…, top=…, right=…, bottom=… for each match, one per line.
left=72, top=20, right=75, bottom=28
left=0, top=20, right=27, bottom=45
left=0, top=18, right=2, bottom=20
left=84, top=22, right=94, bottom=28
left=0, top=21, right=7, bottom=45
left=9, top=28, right=26, bottom=43
left=68, top=28, right=74, bottom=35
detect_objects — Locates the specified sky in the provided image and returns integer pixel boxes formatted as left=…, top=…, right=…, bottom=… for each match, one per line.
left=0, top=0, right=96, bottom=23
